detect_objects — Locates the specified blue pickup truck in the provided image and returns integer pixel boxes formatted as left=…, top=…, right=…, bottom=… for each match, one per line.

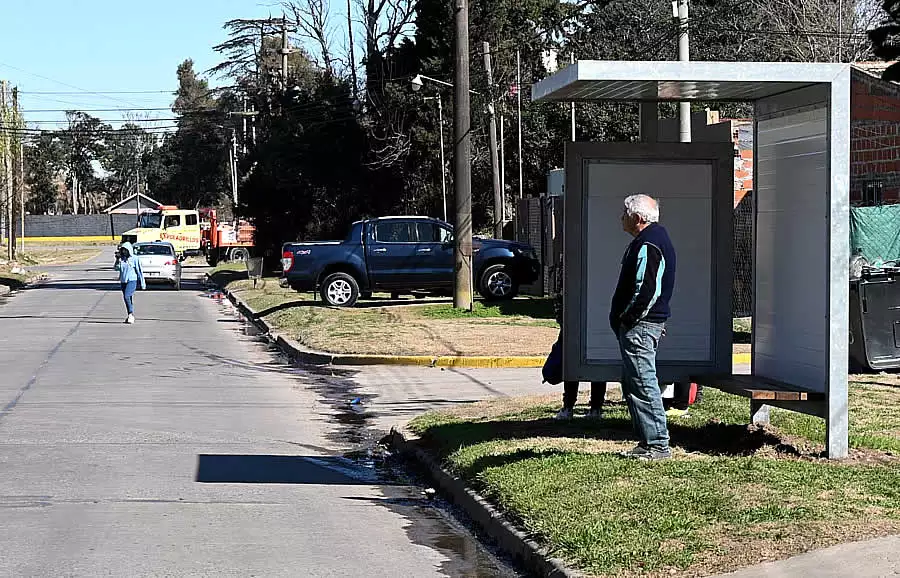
left=280, top=216, right=541, bottom=307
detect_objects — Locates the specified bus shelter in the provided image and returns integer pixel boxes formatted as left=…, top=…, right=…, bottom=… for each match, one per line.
left=532, top=61, right=850, bottom=458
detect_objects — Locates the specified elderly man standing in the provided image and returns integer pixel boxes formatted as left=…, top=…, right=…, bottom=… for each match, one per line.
left=610, top=194, right=676, bottom=461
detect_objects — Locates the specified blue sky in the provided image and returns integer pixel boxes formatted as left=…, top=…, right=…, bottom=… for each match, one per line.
left=0, top=0, right=327, bottom=128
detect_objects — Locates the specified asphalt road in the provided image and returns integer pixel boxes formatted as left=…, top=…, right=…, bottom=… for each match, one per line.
left=0, top=251, right=543, bottom=577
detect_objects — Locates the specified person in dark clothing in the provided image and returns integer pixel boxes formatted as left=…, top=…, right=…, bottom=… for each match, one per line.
left=610, top=194, right=676, bottom=461
left=549, top=290, right=607, bottom=420
left=543, top=274, right=606, bottom=420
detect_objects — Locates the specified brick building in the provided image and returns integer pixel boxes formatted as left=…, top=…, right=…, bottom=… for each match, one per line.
left=850, top=62, right=900, bottom=205
left=694, top=64, right=900, bottom=207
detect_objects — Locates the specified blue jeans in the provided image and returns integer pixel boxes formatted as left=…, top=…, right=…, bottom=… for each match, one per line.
left=121, top=280, right=137, bottom=315
left=618, top=320, right=669, bottom=450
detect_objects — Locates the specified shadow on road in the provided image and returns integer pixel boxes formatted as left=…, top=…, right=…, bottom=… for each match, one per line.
left=195, top=454, right=394, bottom=485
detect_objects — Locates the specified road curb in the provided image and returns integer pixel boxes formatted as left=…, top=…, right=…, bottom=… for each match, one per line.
left=388, top=427, right=582, bottom=578
left=217, top=284, right=752, bottom=369
left=0, top=285, right=9, bottom=297
left=216, top=284, right=552, bottom=368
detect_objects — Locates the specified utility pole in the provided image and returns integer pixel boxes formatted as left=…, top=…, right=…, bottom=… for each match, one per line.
left=516, top=49, right=523, bottom=200
left=570, top=54, right=576, bottom=142
left=281, top=15, right=290, bottom=91
left=453, top=0, right=473, bottom=311
left=19, top=110, right=24, bottom=256
left=229, top=129, right=239, bottom=207
left=0, top=80, right=7, bottom=254
left=347, top=0, right=358, bottom=98
left=241, top=97, right=248, bottom=154
left=676, top=0, right=691, bottom=143
left=499, top=113, right=505, bottom=224
left=483, top=42, right=502, bottom=239
left=424, top=96, right=447, bottom=222
left=10, top=87, right=18, bottom=260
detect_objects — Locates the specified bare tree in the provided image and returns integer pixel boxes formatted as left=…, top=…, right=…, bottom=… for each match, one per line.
left=283, top=1, right=339, bottom=77
left=748, top=0, right=882, bottom=62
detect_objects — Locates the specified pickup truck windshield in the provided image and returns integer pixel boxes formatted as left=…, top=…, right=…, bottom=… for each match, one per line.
left=139, top=214, right=163, bottom=229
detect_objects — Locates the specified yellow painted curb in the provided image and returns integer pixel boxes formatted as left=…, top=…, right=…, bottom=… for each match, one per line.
left=332, top=352, right=752, bottom=369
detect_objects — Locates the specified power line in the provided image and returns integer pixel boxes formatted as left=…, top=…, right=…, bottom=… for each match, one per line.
left=0, top=61, right=146, bottom=109
left=18, top=90, right=174, bottom=95
left=22, top=107, right=174, bottom=113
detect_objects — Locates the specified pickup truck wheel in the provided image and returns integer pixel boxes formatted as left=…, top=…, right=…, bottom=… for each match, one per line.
left=479, top=263, right=519, bottom=301
left=321, top=273, right=360, bottom=307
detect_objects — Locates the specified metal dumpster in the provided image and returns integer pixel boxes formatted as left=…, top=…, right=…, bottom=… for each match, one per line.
left=849, top=267, right=900, bottom=372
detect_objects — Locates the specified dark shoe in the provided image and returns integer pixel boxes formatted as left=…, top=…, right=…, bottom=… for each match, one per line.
left=622, top=444, right=672, bottom=461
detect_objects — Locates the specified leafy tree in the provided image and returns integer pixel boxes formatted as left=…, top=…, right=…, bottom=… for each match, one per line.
left=58, top=111, right=110, bottom=213
left=154, top=59, right=232, bottom=209
left=103, top=122, right=159, bottom=204
left=24, top=132, right=64, bottom=214
left=870, top=0, right=900, bottom=80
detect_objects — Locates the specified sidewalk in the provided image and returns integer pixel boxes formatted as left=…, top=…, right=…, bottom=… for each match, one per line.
left=719, top=534, right=900, bottom=577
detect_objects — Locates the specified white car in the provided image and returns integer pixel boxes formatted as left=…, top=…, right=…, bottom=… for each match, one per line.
left=133, top=241, right=182, bottom=290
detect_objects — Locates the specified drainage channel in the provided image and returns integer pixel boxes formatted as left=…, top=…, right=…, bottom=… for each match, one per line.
left=209, top=290, right=524, bottom=577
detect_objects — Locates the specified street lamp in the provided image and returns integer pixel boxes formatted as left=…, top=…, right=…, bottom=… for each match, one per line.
left=411, top=74, right=480, bottom=94
left=423, top=95, right=447, bottom=223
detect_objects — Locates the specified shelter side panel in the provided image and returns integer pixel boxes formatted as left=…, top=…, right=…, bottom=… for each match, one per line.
left=755, top=106, right=828, bottom=389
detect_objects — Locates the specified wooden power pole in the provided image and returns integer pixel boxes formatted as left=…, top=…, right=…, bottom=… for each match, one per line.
left=453, top=0, right=473, bottom=310
left=10, top=87, right=18, bottom=260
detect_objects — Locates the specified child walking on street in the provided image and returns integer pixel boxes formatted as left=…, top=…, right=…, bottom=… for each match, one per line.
left=116, top=242, right=146, bottom=324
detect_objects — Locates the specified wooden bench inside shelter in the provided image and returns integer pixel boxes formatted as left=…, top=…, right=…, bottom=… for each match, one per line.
left=692, top=374, right=827, bottom=424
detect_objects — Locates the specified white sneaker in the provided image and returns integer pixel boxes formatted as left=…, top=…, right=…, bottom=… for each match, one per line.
left=555, top=408, right=574, bottom=420
left=125, top=314, right=135, bottom=324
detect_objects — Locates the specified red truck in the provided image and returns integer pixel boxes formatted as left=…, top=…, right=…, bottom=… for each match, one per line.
left=199, top=208, right=256, bottom=266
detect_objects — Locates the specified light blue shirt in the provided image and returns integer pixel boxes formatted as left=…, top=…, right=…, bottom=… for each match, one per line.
left=117, top=242, right=146, bottom=289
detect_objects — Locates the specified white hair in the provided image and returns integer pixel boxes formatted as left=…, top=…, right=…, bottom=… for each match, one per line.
left=623, top=194, right=659, bottom=224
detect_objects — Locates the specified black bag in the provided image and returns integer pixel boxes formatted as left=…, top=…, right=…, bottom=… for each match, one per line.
left=542, top=338, right=563, bottom=385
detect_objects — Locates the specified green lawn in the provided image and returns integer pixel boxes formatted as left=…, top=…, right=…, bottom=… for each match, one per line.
left=409, top=381, right=900, bottom=577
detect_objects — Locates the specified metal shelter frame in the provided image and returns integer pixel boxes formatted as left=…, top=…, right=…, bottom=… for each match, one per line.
left=532, top=61, right=851, bottom=458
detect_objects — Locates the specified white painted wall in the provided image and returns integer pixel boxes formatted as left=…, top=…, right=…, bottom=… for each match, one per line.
left=583, top=161, right=714, bottom=363
left=754, top=107, right=829, bottom=390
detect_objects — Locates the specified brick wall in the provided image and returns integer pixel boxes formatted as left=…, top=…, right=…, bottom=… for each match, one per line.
left=851, top=68, right=900, bottom=204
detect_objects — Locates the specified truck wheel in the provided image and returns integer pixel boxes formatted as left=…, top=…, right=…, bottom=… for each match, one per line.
left=479, top=263, right=519, bottom=301
left=231, top=247, right=249, bottom=262
left=321, top=273, right=360, bottom=307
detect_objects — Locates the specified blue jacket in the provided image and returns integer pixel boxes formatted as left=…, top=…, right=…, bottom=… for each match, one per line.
left=117, top=242, right=146, bottom=289
left=610, top=223, right=676, bottom=332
